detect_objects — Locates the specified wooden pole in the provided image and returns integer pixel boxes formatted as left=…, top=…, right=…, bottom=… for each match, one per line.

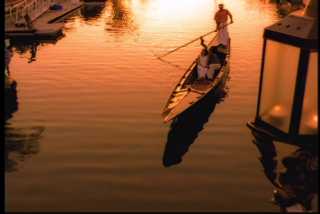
left=157, top=22, right=231, bottom=59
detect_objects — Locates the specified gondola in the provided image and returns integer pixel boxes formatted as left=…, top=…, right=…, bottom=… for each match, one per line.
left=162, top=36, right=230, bottom=123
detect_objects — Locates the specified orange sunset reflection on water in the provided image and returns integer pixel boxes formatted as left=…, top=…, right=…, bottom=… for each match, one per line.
left=6, top=0, right=287, bottom=212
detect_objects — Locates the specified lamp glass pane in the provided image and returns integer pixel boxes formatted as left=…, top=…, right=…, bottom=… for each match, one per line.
left=299, top=52, right=318, bottom=135
left=259, top=39, right=300, bottom=133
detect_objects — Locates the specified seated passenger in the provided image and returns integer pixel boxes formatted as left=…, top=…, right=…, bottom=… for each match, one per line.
left=217, top=44, right=228, bottom=63
left=209, top=44, right=227, bottom=65
left=197, top=37, right=209, bottom=80
left=207, top=53, right=221, bottom=80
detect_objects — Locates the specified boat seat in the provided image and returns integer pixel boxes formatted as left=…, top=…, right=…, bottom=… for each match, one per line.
left=191, top=80, right=212, bottom=91
left=173, top=88, right=189, bottom=94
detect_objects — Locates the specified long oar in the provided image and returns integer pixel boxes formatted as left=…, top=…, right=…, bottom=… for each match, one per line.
left=157, top=22, right=232, bottom=59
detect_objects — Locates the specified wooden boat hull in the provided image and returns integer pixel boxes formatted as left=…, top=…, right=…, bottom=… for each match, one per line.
left=162, top=40, right=230, bottom=123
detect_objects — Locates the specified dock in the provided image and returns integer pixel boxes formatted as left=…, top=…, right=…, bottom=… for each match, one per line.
left=81, top=0, right=107, bottom=2
left=5, top=0, right=83, bottom=39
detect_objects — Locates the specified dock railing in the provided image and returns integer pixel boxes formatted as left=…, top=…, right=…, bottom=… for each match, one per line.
left=5, top=0, right=57, bottom=27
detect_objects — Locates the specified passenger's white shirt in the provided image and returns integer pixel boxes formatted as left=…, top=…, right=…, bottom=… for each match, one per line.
left=217, top=22, right=230, bottom=46
left=199, top=55, right=209, bottom=67
left=197, top=54, right=209, bottom=79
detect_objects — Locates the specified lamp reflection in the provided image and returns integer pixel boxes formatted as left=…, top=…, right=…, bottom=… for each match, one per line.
left=305, top=115, right=318, bottom=133
left=252, top=133, right=318, bottom=212
left=270, top=105, right=286, bottom=118
left=162, top=88, right=228, bottom=167
left=262, top=105, right=288, bottom=126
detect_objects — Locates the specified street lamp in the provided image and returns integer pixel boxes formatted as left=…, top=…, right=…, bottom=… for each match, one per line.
left=247, top=0, right=318, bottom=147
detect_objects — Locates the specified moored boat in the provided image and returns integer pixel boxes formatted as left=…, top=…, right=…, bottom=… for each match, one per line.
left=162, top=36, right=230, bottom=123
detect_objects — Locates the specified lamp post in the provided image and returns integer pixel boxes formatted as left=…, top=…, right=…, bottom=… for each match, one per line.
left=247, top=0, right=318, bottom=148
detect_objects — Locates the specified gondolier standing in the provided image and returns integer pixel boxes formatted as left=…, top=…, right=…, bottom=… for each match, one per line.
left=214, top=3, right=233, bottom=48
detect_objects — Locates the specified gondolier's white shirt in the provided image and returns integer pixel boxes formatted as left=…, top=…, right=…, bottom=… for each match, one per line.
left=217, top=22, right=230, bottom=46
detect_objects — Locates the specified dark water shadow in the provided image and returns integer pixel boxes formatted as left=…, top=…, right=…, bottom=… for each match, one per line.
left=5, top=80, right=18, bottom=122
left=5, top=77, right=45, bottom=173
left=251, top=134, right=318, bottom=211
left=5, top=125, right=45, bottom=173
left=163, top=86, right=229, bottom=167
left=10, top=35, right=65, bottom=63
left=80, top=2, right=106, bottom=22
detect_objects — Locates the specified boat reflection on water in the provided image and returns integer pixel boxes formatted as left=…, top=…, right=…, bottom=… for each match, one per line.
left=251, top=134, right=318, bottom=212
left=80, top=2, right=106, bottom=22
left=162, top=86, right=229, bottom=167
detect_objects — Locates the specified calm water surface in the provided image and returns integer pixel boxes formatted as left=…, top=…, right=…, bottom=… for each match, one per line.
left=6, top=0, right=294, bottom=211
